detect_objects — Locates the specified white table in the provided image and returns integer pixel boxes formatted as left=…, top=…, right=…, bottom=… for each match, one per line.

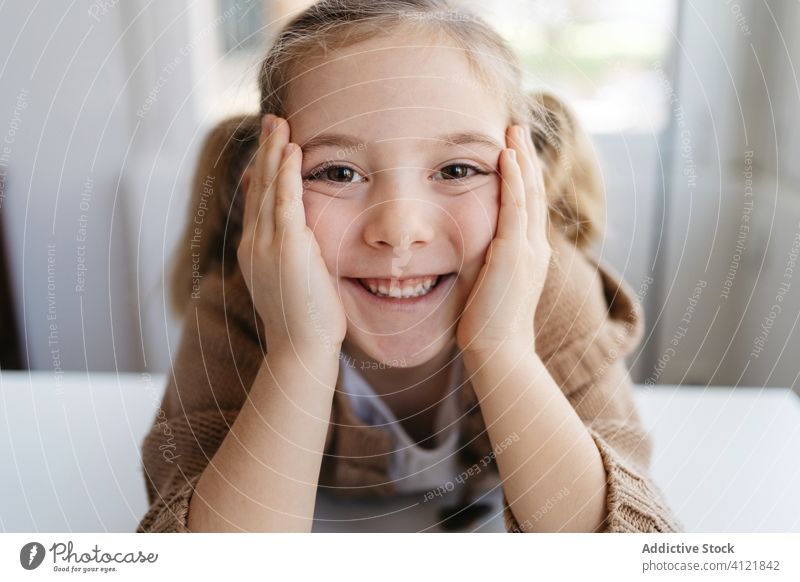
left=634, top=384, right=800, bottom=532
left=0, top=372, right=798, bottom=532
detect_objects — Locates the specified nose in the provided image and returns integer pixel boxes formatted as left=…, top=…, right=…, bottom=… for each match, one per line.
left=362, top=196, right=436, bottom=263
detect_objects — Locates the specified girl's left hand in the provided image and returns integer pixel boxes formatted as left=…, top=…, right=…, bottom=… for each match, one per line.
left=455, top=124, right=553, bottom=357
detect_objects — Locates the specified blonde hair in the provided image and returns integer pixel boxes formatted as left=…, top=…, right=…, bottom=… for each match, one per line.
left=169, top=0, right=604, bottom=316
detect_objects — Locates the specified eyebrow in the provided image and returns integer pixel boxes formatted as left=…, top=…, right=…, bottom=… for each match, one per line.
left=299, top=131, right=503, bottom=155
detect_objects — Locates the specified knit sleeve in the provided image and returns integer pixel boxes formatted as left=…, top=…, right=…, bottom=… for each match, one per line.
left=499, top=359, right=684, bottom=533
left=497, top=236, right=683, bottom=533
left=136, top=263, right=265, bottom=533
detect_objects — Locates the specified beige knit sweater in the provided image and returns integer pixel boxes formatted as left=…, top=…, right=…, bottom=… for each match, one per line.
left=137, top=232, right=683, bottom=533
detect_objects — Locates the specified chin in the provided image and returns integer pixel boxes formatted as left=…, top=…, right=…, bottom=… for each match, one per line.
left=337, top=272, right=464, bottom=368
left=343, top=330, right=456, bottom=369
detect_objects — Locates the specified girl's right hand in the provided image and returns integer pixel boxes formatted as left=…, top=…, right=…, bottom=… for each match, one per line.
left=237, top=114, right=347, bottom=358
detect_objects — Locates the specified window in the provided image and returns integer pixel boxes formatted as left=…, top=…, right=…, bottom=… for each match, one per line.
left=195, top=0, right=677, bottom=133
left=464, top=0, right=678, bottom=133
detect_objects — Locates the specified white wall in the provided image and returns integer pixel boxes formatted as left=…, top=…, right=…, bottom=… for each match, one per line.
left=1, top=1, right=141, bottom=373
left=0, top=1, right=206, bottom=375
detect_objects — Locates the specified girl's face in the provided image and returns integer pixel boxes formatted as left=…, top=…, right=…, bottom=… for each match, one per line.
left=284, top=32, right=510, bottom=368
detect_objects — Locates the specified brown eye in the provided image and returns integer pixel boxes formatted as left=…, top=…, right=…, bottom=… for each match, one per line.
left=306, top=165, right=364, bottom=183
left=436, top=163, right=486, bottom=181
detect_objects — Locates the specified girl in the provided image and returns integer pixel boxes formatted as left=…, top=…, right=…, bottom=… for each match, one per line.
left=138, top=0, right=682, bottom=533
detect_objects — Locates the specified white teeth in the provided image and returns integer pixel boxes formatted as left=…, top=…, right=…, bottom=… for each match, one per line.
left=362, top=275, right=443, bottom=299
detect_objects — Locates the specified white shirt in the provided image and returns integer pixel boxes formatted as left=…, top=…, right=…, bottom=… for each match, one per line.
left=337, top=352, right=464, bottom=494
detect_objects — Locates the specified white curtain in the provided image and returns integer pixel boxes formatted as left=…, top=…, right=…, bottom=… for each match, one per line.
left=642, top=1, right=800, bottom=390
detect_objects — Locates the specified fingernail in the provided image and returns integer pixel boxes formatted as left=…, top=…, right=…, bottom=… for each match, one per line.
left=262, top=114, right=272, bottom=132
left=271, top=117, right=281, bottom=133
left=508, top=148, right=517, bottom=161
left=283, top=142, right=295, bottom=157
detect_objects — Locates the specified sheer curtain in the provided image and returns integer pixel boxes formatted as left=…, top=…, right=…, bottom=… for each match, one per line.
left=643, top=0, right=800, bottom=389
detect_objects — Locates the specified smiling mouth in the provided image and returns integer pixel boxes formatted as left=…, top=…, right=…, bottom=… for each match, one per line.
left=351, top=273, right=454, bottom=299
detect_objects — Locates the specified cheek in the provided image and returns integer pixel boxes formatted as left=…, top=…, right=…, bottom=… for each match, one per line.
left=450, top=185, right=499, bottom=261
left=302, top=193, right=353, bottom=272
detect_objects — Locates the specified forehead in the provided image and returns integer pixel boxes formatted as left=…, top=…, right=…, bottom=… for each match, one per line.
left=283, top=32, right=510, bottom=142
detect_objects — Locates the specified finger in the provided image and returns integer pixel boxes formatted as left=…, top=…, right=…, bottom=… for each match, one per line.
left=242, top=114, right=273, bottom=233
left=495, top=147, right=526, bottom=243
left=522, top=127, right=550, bottom=244
left=257, top=116, right=291, bottom=242
left=273, top=142, right=306, bottom=238
left=509, top=125, right=545, bottom=243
